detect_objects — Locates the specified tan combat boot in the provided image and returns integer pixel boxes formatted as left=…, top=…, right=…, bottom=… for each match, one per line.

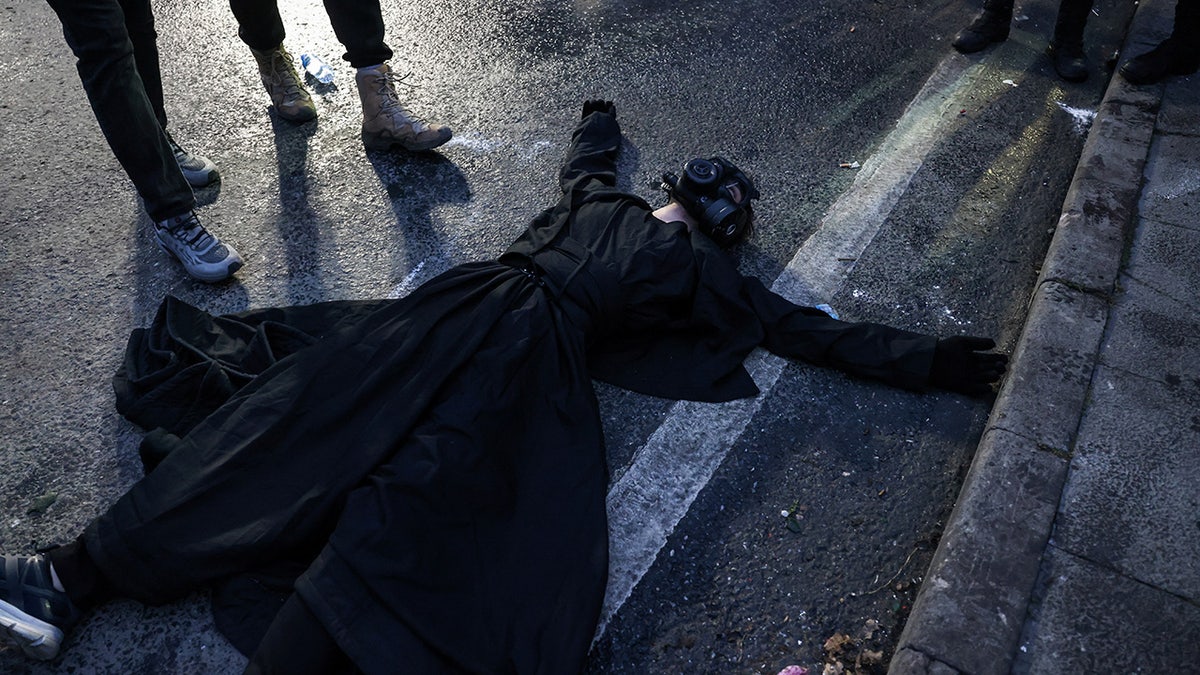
left=355, top=63, right=452, bottom=151
left=251, top=45, right=317, bottom=122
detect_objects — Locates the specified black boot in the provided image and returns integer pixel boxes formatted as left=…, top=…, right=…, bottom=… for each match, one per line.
left=1050, top=42, right=1089, bottom=82
left=953, top=5, right=1013, bottom=54
left=1049, top=0, right=1092, bottom=82
left=1121, top=0, right=1200, bottom=84
left=1120, top=39, right=1200, bottom=84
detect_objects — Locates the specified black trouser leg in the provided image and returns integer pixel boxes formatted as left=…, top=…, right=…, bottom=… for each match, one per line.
left=46, top=538, right=115, bottom=611
left=321, top=0, right=393, bottom=67
left=1049, top=0, right=1095, bottom=80
left=117, top=0, right=167, bottom=127
left=228, top=0, right=287, bottom=52
left=1052, top=0, right=1096, bottom=47
left=43, top=0, right=193, bottom=221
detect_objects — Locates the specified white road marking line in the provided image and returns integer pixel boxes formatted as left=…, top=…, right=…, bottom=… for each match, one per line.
left=389, top=260, right=427, bottom=298
left=596, top=53, right=990, bottom=640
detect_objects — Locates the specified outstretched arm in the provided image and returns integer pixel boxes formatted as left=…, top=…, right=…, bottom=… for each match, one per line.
left=744, top=277, right=1006, bottom=395
left=558, top=99, right=621, bottom=192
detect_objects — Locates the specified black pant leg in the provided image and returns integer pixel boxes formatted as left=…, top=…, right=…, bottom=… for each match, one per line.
left=45, top=538, right=115, bottom=611
left=228, top=0, right=287, bottom=52
left=44, top=0, right=193, bottom=221
left=1053, top=0, right=1096, bottom=45
left=321, top=0, right=393, bottom=67
left=116, top=0, right=167, bottom=128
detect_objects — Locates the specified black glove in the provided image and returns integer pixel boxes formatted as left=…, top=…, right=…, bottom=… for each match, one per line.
left=582, top=99, right=616, bottom=119
left=930, top=336, right=1008, bottom=396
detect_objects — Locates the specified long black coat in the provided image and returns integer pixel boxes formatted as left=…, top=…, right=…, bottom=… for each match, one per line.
left=98, top=110, right=937, bottom=674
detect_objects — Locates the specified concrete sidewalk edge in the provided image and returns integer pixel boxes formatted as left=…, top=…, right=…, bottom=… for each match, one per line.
left=887, top=2, right=1169, bottom=673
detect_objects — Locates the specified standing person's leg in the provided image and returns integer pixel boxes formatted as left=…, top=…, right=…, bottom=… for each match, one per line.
left=1049, top=0, right=1095, bottom=81
left=117, top=0, right=166, bottom=126
left=228, top=0, right=286, bottom=52
left=322, top=0, right=453, bottom=151
left=952, top=0, right=1015, bottom=53
left=321, top=0, right=391, bottom=67
left=118, top=0, right=220, bottom=186
left=46, top=0, right=192, bottom=222
left=230, top=0, right=317, bottom=122
left=44, top=0, right=243, bottom=282
left=1121, top=0, right=1200, bottom=84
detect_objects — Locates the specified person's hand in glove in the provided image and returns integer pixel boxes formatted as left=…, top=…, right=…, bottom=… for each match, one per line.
left=930, top=336, right=1008, bottom=396
left=582, top=99, right=616, bottom=118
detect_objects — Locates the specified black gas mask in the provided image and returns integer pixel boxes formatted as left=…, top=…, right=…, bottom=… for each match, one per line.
left=661, top=156, right=760, bottom=248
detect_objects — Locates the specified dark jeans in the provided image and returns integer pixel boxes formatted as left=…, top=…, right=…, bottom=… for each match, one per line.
left=45, top=0, right=194, bottom=222
left=229, top=0, right=393, bottom=68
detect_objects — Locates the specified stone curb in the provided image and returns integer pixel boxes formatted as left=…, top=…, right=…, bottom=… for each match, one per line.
left=887, top=2, right=1169, bottom=672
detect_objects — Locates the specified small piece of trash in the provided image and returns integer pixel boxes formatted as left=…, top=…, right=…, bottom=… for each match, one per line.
left=849, top=26, right=856, bottom=32
left=860, top=649, right=884, bottom=665
left=27, top=492, right=58, bottom=515
left=776, top=666, right=810, bottom=675
left=824, top=632, right=855, bottom=654
left=839, top=161, right=861, bottom=169
left=1002, top=79, right=1018, bottom=87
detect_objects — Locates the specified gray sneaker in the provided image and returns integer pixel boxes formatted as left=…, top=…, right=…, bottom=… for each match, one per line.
left=0, top=553, right=80, bottom=661
left=167, top=135, right=219, bottom=187
left=153, top=211, right=244, bottom=283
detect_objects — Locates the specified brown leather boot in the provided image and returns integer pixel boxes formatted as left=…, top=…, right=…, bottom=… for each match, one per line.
left=355, top=63, right=452, bottom=152
left=251, top=46, right=317, bottom=123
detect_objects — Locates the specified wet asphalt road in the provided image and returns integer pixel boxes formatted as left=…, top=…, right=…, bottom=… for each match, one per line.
left=0, top=0, right=1133, bottom=672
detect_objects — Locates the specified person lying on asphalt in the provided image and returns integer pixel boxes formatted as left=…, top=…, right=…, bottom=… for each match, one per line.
left=0, top=100, right=1007, bottom=674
